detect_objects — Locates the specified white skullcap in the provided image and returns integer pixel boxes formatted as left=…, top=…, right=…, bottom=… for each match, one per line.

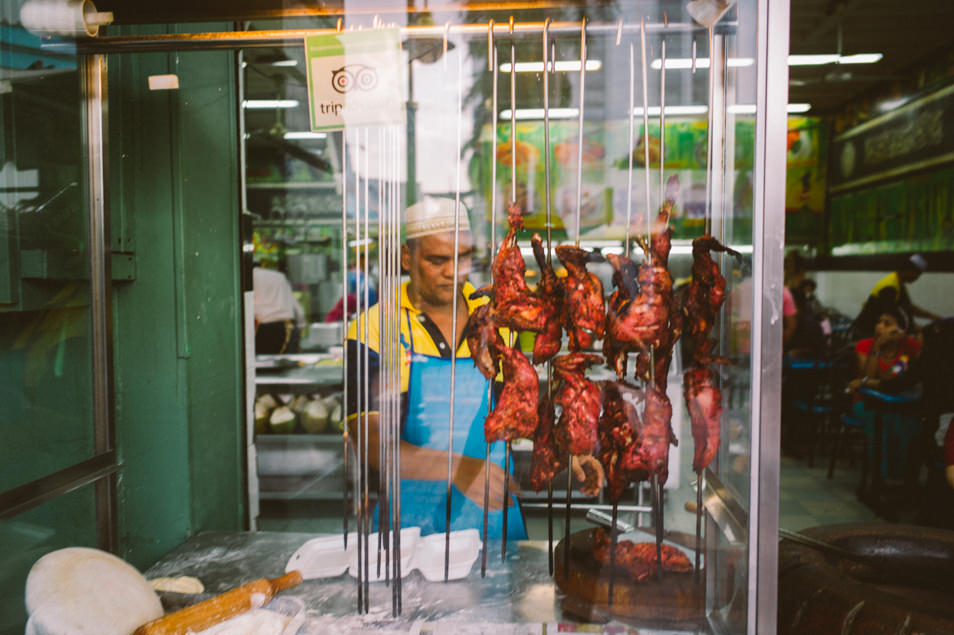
left=405, top=198, right=471, bottom=240
left=908, top=253, right=928, bottom=272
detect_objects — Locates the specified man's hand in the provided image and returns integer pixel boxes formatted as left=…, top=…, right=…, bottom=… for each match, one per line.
left=452, top=454, right=519, bottom=511
left=571, top=454, right=605, bottom=497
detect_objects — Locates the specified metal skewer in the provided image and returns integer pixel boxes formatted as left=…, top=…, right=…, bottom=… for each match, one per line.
left=705, top=27, right=714, bottom=237
left=574, top=16, right=587, bottom=247
left=362, top=126, right=371, bottom=612
left=341, top=130, right=350, bottom=553
left=696, top=471, right=704, bottom=579
left=542, top=17, right=555, bottom=578
left=653, top=473, right=663, bottom=581
left=625, top=41, right=635, bottom=257
left=445, top=47, right=465, bottom=582
left=377, top=126, right=386, bottom=583
left=609, top=501, right=619, bottom=607
left=659, top=16, right=666, bottom=198
left=501, top=15, right=517, bottom=562
left=392, top=125, right=403, bottom=615
left=481, top=34, right=498, bottom=579
left=351, top=127, right=364, bottom=614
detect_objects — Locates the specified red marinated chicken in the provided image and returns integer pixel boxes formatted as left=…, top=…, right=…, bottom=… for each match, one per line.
left=552, top=353, right=603, bottom=456
left=592, top=528, right=693, bottom=581
left=555, top=245, right=605, bottom=351
left=462, top=301, right=505, bottom=380
left=647, top=175, right=680, bottom=266
left=491, top=202, right=547, bottom=333
left=598, top=380, right=643, bottom=502
left=530, top=233, right=564, bottom=365
left=529, top=394, right=566, bottom=491
left=603, top=253, right=640, bottom=378
left=484, top=343, right=539, bottom=442
left=683, top=365, right=723, bottom=474
left=684, top=234, right=741, bottom=365
left=632, top=383, right=677, bottom=484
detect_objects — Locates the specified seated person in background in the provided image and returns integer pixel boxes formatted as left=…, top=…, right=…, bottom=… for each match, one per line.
left=847, top=307, right=922, bottom=484
left=253, top=265, right=306, bottom=354
left=787, top=277, right=829, bottom=357
left=853, top=253, right=941, bottom=337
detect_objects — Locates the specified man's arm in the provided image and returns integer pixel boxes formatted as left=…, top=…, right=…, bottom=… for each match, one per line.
left=347, top=412, right=515, bottom=510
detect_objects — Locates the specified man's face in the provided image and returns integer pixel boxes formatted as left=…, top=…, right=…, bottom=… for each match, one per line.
left=899, top=267, right=921, bottom=283
left=402, top=232, right=473, bottom=308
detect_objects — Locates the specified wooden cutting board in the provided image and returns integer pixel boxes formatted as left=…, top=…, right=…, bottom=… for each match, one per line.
left=553, top=528, right=707, bottom=626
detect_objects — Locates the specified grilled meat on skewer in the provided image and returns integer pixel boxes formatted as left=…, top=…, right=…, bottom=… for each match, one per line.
left=530, top=233, right=564, bottom=365
left=552, top=353, right=603, bottom=456
left=529, top=394, right=566, bottom=491
left=491, top=202, right=548, bottom=333
left=648, top=175, right=680, bottom=267
left=684, top=234, right=741, bottom=365
left=603, top=253, right=640, bottom=378
left=684, top=365, right=723, bottom=474
left=592, top=528, right=693, bottom=581
left=555, top=245, right=605, bottom=351
left=634, top=383, right=677, bottom=484
left=484, top=342, right=539, bottom=443
left=598, top=380, right=643, bottom=502
left=463, top=301, right=505, bottom=380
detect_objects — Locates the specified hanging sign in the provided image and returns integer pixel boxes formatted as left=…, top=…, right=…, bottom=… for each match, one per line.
left=305, top=28, right=405, bottom=131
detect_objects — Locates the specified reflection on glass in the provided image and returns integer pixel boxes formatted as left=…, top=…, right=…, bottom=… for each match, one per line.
left=0, top=483, right=98, bottom=634
left=0, top=23, right=94, bottom=493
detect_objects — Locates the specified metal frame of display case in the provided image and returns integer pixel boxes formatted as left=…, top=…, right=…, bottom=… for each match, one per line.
left=15, top=2, right=790, bottom=631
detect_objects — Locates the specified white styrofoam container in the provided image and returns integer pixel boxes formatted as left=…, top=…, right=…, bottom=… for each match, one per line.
left=286, top=533, right=355, bottom=579
left=348, top=526, right=420, bottom=582
left=411, top=529, right=482, bottom=582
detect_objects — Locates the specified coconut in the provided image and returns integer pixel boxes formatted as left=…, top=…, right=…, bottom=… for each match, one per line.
left=254, top=402, right=270, bottom=435
left=324, top=395, right=344, bottom=432
left=301, top=399, right=330, bottom=434
left=289, top=394, right=310, bottom=414
left=255, top=394, right=278, bottom=411
left=269, top=406, right=297, bottom=434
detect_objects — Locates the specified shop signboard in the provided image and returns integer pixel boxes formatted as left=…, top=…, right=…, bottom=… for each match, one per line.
left=829, top=83, right=954, bottom=193
left=305, top=29, right=405, bottom=131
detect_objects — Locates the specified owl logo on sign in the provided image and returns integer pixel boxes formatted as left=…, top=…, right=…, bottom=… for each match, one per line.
left=331, top=64, right=378, bottom=94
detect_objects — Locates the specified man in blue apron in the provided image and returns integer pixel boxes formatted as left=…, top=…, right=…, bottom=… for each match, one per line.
left=346, top=198, right=601, bottom=541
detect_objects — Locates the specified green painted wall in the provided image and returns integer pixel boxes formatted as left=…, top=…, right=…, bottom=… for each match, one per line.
left=109, top=24, right=245, bottom=570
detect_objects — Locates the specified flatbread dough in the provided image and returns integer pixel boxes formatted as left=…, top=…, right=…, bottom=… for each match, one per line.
left=25, top=547, right=163, bottom=635
left=148, top=576, right=205, bottom=594
left=195, top=609, right=291, bottom=635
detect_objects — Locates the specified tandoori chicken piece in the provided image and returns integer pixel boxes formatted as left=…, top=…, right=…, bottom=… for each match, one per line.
left=529, top=393, right=566, bottom=491
left=462, top=301, right=505, bottom=380
left=530, top=232, right=564, bottom=364
left=491, top=202, right=548, bottom=333
left=603, top=253, right=640, bottom=378
left=634, top=383, right=677, bottom=484
left=683, top=364, right=723, bottom=474
left=555, top=245, right=605, bottom=351
left=592, top=528, right=693, bottom=581
left=684, top=234, right=741, bottom=365
left=552, top=353, right=603, bottom=456
left=484, top=343, right=539, bottom=442
left=598, top=380, right=643, bottom=502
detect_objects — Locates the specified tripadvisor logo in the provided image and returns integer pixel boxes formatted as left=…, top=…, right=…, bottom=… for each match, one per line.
left=331, top=64, right=378, bottom=94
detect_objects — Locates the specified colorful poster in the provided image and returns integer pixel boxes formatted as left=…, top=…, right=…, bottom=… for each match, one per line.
left=785, top=117, right=828, bottom=244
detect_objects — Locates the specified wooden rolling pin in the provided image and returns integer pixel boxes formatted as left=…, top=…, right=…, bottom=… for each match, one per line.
left=133, top=570, right=302, bottom=635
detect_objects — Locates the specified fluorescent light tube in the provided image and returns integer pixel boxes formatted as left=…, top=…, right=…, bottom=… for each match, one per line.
left=243, top=99, right=299, bottom=109
left=498, top=108, right=579, bottom=120
left=837, top=53, right=883, bottom=64
left=786, top=103, right=811, bottom=113
left=284, top=131, right=328, bottom=140
left=650, top=57, right=754, bottom=70
left=271, top=59, right=299, bottom=67
left=788, top=53, right=882, bottom=66
left=499, top=60, right=603, bottom=73
left=633, top=105, right=709, bottom=116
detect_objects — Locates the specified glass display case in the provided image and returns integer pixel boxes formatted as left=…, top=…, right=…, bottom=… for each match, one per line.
left=2, top=0, right=788, bottom=632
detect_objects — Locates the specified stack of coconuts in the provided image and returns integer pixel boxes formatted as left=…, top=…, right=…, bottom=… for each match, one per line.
left=254, top=393, right=344, bottom=435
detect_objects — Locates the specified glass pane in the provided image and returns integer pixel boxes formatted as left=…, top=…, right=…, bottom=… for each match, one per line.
left=0, top=19, right=95, bottom=492
left=0, top=483, right=98, bottom=635
left=239, top=4, right=762, bottom=631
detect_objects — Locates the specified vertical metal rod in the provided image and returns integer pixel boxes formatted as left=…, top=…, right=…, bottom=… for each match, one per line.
left=445, top=48, right=465, bottom=582
left=625, top=41, right=635, bottom=257
left=574, top=17, right=587, bottom=246
left=84, top=54, right=117, bottom=552
left=609, top=502, right=618, bottom=607
left=563, top=465, right=572, bottom=582
left=547, top=482, right=554, bottom=575
left=543, top=18, right=552, bottom=251
left=705, top=27, right=714, bottom=236
left=640, top=18, right=652, bottom=232
left=659, top=36, right=666, bottom=199
left=481, top=43, right=498, bottom=580
left=377, top=126, right=385, bottom=582
left=510, top=17, right=517, bottom=204
left=362, top=126, right=371, bottom=612
left=654, top=473, right=663, bottom=581
left=392, top=125, right=404, bottom=615
left=341, top=130, right=350, bottom=551
left=352, top=127, right=364, bottom=613
left=696, top=471, right=704, bottom=579
left=691, top=38, right=698, bottom=73
left=502, top=441, right=511, bottom=561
